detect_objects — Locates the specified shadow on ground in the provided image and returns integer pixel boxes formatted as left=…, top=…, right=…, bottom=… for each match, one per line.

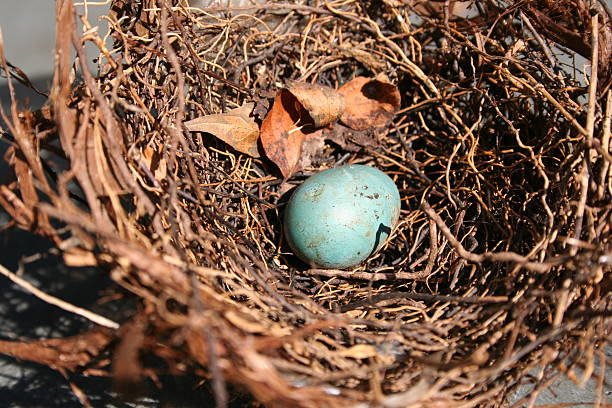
left=0, top=224, right=256, bottom=407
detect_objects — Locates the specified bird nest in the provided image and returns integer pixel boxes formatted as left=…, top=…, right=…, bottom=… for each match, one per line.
left=0, top=0, right=611, bottom=406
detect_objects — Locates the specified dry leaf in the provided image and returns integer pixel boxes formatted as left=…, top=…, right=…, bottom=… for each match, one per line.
left=260, top=90, right=310, bottom=178
left=260, top=83, right=343, bottom=178
left=285, top=81, right=344, bottom=128
left=261, top=78, right=397, bottom=177
left=338, top=75, right=401, bottom=130
left=142, top=145, right=167, bottom=182
left=185, top=102, right=260, bottom=158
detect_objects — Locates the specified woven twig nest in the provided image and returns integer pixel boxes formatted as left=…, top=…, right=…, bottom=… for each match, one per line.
left=0, top=0, right=610, bottom=406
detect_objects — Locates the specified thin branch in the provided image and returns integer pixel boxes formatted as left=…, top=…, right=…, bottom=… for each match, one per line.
left=421, top=202, right=557, bottom=273
left=303, top=268, right=434, bottom=281
left=520, top=11, right=556, bottom=68
left=340, top=291, right=508, bottom=312
left=0, top=263, right=120, bottom=330
left=598, top=90, right=612, bottom=198
left=572, top=8, right=600, bottom=255
left=585, top=9, right=600, bottom=148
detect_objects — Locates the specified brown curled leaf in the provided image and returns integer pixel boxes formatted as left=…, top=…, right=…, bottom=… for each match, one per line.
left=338, top=75, right=401, bottom=130
left=184, top=102, right=260, bottom=158
left=260, top=83, right=344, bottom=178
left=260, top=90, right=312, bottom=178
left=142, top=145, right=167, bottom=183
left=285, top=81, right=345, bottom=128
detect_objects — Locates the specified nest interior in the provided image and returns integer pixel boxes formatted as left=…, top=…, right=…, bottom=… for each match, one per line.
left=0, top=0, right=610, bottom=406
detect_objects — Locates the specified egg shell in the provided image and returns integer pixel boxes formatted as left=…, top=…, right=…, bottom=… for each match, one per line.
left=283, top=164, right=401, bottom=269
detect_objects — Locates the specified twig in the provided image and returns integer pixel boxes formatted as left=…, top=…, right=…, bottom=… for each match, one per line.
left=0, top=263, right=120, bottom=329
left=480, top=321, right=579, bottom=380
left=598, top=90, right=612, bottom=199
left=207, top=327, right=228, bottom=408
left=303, top=268, right=434, bottom=281
left=421, top=202, right=556, bottom=273
left=595, top=348, right=606, bottom=408
left=159, top=0, right=208, bottom=207
left=340, top=291, right=508, bottom=312
left=520, top=11, right=556, bottom=68
left=572, top=8, right=600, bottom=255
left=585, top=9, right=600, bottom=149
left=190, top=274, right=228, bottom=408
left=519, top=70, right=588, bottom=136
left=71, top=26, right=156, bottom=216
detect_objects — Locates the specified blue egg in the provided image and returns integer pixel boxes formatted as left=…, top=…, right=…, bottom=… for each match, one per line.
left=284, top=165, right=401, bottom=269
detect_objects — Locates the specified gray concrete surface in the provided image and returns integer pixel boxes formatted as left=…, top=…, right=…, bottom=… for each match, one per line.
left=0, top=1, right=610, bottom=407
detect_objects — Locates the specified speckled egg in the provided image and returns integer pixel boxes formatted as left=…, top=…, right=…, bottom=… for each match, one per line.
left=283, top=164, right=401, bottom=269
